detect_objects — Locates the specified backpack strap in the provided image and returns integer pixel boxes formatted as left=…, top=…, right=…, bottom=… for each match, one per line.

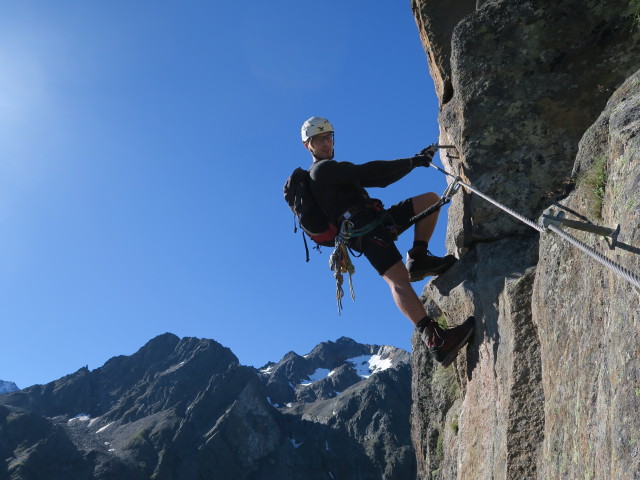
left=292, top=213, right=311, bottom=263
left=302, top=229, right=310, bottom=263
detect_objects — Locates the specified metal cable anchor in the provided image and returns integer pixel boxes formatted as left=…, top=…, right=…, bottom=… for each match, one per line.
left=542, top=208, right=620, bottom=250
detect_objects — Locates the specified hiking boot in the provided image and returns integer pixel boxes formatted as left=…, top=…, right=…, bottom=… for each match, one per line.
left=406, top=250, right=457, bottom=282
left=416, top=316, right=475, bottom=368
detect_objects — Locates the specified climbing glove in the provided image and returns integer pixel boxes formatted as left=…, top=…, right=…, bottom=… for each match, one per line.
left=412, top=145, right=438, bottom=167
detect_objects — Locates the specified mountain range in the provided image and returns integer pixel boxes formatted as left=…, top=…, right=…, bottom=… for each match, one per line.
left=0, top=334, right=414, bottom=480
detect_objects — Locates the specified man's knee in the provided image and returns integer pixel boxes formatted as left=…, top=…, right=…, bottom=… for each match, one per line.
left=412, top=192, right=440, bottom=213
left=382, top=261, right=411, bottom=286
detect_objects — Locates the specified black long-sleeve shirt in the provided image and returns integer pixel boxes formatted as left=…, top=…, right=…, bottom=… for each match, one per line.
left=309, top=158, right=415, bottom=224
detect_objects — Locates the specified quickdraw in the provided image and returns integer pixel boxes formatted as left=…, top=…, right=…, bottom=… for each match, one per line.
left=402, top=176, right=461, bottom=229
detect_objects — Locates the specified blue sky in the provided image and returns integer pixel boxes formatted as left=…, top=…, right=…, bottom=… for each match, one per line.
left=0, top=1, right=450, bottom=389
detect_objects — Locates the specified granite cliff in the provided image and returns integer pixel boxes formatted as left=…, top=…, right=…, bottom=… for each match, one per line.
left=410, top=1, right=640, bottom=479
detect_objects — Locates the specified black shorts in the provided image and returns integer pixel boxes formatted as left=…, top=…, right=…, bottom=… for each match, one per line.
left=348, top=198, right=415, bottom=276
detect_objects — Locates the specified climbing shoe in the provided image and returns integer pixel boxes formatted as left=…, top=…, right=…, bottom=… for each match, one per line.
left=416, top=316, right=475, bottom=368
left=406, top=250, right=457, bottom=282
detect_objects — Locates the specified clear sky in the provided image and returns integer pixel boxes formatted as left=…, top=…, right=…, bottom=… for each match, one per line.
left=0, top=1, right=451, bottom=389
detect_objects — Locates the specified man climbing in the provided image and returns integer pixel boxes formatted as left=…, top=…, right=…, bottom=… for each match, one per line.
left=299, top=116, right=474, bottom=368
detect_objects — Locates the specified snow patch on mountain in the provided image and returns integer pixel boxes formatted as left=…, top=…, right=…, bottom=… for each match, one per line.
left=293, top=349, right=397, bottom=386
left=300, top=368, right=331, bottom=385
left=68, top=414, right=91, bottom=424
left=348, top=352, right=394, bottom=378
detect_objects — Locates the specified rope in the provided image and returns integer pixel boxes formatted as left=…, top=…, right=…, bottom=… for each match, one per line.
left=343, top=214, right=384, bottom=238
left=330, top=221, right=357, bottom=315
left=429, top=159, right=640, bottom=291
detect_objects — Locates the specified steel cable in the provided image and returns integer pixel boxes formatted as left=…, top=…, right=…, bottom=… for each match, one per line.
left=429, top=158, right=640, bottom=291
left=547, top=224, right=640, bottom=289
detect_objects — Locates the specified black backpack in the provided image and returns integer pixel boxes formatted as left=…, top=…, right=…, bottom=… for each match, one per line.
left=283, top=168, right=337, bottom=259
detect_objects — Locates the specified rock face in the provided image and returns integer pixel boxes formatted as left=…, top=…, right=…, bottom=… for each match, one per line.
left=410, top=1, right=640, bottom=479
left=0, top=334, right=414, bottom=479
left=533, top=70, right=640, bottom=480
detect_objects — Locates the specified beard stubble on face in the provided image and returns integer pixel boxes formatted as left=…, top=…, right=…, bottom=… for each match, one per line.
left=311, top=145, right=334, bottom=161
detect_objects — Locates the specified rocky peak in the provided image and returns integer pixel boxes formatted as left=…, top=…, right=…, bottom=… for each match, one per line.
left=1, top=333, right=239, bottom=420
left=100, top=332, right=239, bottom=380
left=304, top=336, right=366, bottom=363
left=0, top=380, right=19, bottom=394
left=259, top=337, right=410, bottom=406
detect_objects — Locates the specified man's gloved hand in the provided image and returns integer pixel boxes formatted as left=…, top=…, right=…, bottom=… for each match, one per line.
left=412, top=145, right=438, bottom=167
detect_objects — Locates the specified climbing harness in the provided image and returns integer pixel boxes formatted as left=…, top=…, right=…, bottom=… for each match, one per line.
left=430, top=145, right=640, bottom=291
left=329, top=182, right=461, bottom=315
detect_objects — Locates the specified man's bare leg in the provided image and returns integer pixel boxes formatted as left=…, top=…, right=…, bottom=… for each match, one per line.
left=411, top=192, right=440, bottom=246
left=381, top=261, right=426, bottom=326
left=383, top=260, right=475, bottom=367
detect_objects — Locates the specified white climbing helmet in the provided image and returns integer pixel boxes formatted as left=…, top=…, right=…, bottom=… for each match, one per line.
left=301, top=116, right=334, bottom=143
